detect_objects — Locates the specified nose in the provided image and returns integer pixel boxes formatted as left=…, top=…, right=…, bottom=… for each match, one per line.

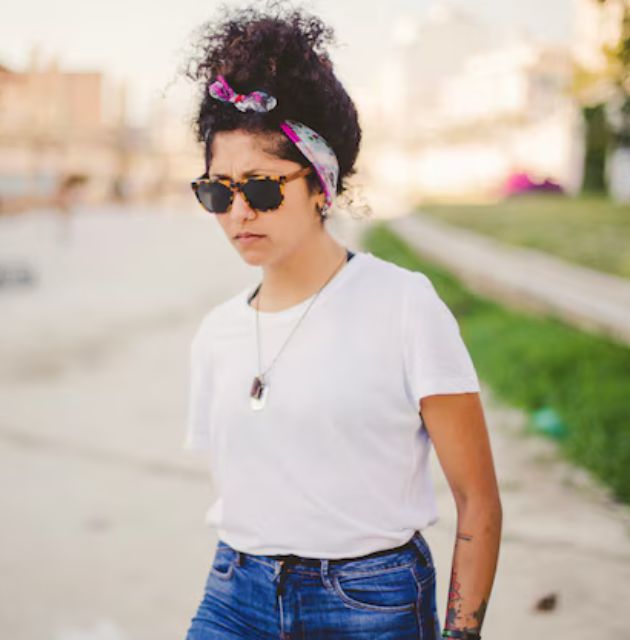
left=229, top=189, right=256, bottom=223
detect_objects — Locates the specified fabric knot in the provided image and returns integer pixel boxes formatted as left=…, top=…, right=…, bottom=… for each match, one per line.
left=208, top=75, right=277, bottom=113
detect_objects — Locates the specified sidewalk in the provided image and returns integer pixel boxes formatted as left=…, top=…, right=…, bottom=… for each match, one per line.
left=386, top=211, right=630, bottom=346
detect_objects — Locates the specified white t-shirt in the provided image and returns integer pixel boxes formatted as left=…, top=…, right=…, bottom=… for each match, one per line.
left=183, top=249, right=480, bottom=558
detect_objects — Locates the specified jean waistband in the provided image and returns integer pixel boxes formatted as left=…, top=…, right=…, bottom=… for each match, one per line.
left=257, top=531, right=423, bottom=567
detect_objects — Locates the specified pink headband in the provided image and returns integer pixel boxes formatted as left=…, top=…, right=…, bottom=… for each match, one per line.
left=207, top=75, right=339, bottom=214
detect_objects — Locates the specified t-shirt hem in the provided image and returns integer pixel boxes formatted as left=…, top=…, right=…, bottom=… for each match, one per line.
left=413, top=376, right=481, bottom=402
left=217, top=523, right=439, bottom=558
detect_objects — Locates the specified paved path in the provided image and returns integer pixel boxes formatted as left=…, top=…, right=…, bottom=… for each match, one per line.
left=387, top=211, right=630, bottom=346
left=1, top=201, right=628, bottom=639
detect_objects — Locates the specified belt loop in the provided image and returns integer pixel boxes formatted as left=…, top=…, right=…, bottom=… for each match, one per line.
left=320, top=558, right=332, bottom=588
left=272, top=559, right=283, bottom=581
left=410, top=530, right=432, bottom=568
left=235, top=550, right=242, bottom=567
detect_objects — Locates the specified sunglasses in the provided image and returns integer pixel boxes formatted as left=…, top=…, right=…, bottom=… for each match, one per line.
left=190, top=166, right=312, bottom=214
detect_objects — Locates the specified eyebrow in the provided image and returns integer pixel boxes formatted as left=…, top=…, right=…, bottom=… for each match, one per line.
left=210, top=169, right=276, bottom=179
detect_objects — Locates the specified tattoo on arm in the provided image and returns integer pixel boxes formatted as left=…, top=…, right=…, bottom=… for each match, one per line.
left=472, top=598, right=488, bottom=627
left=445, top=569, right=463, bottom=627
left=445, top=550, right=487, bottom=633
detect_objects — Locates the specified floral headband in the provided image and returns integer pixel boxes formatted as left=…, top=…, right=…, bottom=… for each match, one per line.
left=207, top=75, right=339, bottom=214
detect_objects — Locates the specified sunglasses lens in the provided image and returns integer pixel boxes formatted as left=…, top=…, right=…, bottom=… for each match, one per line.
left=196, top=182, right=232, bottom=213
left=242, top=178, right=283, bottom=211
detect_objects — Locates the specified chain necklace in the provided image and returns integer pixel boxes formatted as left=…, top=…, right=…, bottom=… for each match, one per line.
left=249, top=249, right=350, bottom=410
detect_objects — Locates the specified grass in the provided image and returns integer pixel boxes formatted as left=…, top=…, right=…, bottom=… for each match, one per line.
left=363, top=222, right=630, bottom=505
left=417, top=193, right=630, bottom=279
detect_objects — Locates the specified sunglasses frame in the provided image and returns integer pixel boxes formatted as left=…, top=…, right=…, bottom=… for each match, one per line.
left=190, top=166, right=313, bottom=214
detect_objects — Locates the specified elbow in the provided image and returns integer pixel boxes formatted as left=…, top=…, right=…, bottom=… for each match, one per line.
left=454, top=490, right=503, bottom=522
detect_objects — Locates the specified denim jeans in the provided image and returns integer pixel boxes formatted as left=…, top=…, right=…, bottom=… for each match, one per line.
left=185, top=529, right=442, bottom=639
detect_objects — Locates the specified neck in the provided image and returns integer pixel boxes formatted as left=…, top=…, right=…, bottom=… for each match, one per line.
left=254, top=231, right=348, bottom=311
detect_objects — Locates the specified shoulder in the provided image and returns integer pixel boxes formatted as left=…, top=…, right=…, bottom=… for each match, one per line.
left=358, top=254, right=455, bottom=329
left=360, top=252, right=435, bottom=298
left=191, top=286, right=249, bottom=350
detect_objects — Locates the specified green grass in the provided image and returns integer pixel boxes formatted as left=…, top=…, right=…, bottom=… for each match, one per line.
left=417, top=194, right=630, bottom=279
left=363, top=222, right=630, bottom=505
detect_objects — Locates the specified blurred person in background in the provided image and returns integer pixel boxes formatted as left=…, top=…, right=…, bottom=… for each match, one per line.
left=182, top=3, right=501, bottom=639
left=54, top=173, right=88, bottom=245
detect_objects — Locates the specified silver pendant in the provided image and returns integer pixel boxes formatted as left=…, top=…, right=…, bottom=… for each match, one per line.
left=250, top=375, right=268, bottom=411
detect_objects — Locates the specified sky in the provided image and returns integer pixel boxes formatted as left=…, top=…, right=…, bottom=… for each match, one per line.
left=1, top=0, right=576, bottom=125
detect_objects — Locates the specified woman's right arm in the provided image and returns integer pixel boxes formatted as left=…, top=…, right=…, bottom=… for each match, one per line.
left=420, top=391, right=502, bottom=638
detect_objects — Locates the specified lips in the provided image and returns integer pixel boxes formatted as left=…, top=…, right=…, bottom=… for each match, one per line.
left=235, top=232, right=265, bottom=238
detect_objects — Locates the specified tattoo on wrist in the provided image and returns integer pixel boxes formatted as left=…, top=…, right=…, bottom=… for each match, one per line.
left=472, top=598, right=487, bottom=627
left=446, top=567, right=487, bottom=632
left=446, top=569, right=463, bottom=627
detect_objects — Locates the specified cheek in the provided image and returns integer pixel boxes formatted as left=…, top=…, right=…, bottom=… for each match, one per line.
left=215, top=216, right=232, bottom=235
left=282, top=182, right=317, bottom=217
left=277, top=198, right=315, bottom=234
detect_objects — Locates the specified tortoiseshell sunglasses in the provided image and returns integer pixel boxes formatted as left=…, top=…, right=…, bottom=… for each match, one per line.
left=190, top=166, right=312, bottom=214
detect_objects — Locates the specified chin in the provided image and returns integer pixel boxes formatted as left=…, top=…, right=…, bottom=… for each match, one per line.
left=237, top=248, right=269, bottom=267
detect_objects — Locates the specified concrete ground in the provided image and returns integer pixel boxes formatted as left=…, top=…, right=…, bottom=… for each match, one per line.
left=1, top=199, right=628, bottom=639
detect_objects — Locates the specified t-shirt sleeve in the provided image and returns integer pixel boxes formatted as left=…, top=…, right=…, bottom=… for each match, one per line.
left=402, top=272, right=480, bottom=409
left=182, top=318, right=213, bottom=452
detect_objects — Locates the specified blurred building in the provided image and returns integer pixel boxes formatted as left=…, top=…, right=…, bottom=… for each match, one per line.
left=428, top=39, right=582, bottom=197
left=0, top=47, right=200, bottom=213
left=358, top=1, right=588, bottom=204
left=0, top=47, right=123, bottom=210
left=364, top=3, right=496, bottom=143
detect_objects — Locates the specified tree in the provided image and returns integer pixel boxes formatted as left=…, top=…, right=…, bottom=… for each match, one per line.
left=573, top=0, right=630, bottom=194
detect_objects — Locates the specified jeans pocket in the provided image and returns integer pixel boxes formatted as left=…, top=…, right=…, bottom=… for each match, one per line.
left=208, top=546, right=235, bottom=581
left=409, top=559, right=436, bottom=591
left=412, top=533, right=435, bottom=569
left=331, top=564, right=418, bottom=613
left=409, top=561, right=440, bottom=639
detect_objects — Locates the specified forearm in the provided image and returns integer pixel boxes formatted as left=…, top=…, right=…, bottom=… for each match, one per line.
left=444, top=498, right=502, bottom=636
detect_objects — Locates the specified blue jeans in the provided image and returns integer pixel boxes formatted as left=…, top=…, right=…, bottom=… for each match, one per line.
left=185, top=530, right=442, bottom=639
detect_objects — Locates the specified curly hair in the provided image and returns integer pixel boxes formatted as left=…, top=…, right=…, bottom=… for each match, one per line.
left=183, top=1, right=365, bottom=219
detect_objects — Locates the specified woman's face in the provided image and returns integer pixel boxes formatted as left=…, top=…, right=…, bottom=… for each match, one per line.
left=207, top=129, right=324, bottom=266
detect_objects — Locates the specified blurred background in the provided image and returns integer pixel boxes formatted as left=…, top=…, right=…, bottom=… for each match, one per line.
left=1, top=1, right=629, bottom=639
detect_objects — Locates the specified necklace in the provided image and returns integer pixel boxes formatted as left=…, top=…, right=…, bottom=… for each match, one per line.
left=249, top=249, right=350, bottom=410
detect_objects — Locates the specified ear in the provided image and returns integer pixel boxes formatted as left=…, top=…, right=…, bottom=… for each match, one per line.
left=315, top=192, right=326, bottom=213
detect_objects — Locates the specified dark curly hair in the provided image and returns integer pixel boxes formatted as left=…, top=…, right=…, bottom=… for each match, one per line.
left=183, top=1, right=363, bottom=220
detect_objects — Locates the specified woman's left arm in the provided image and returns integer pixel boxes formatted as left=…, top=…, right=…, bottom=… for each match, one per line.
left=420, top=391, right=503, bottom=637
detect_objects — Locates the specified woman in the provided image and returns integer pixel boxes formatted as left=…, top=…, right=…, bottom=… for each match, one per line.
left=182, top=4, right=502, bottom=639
